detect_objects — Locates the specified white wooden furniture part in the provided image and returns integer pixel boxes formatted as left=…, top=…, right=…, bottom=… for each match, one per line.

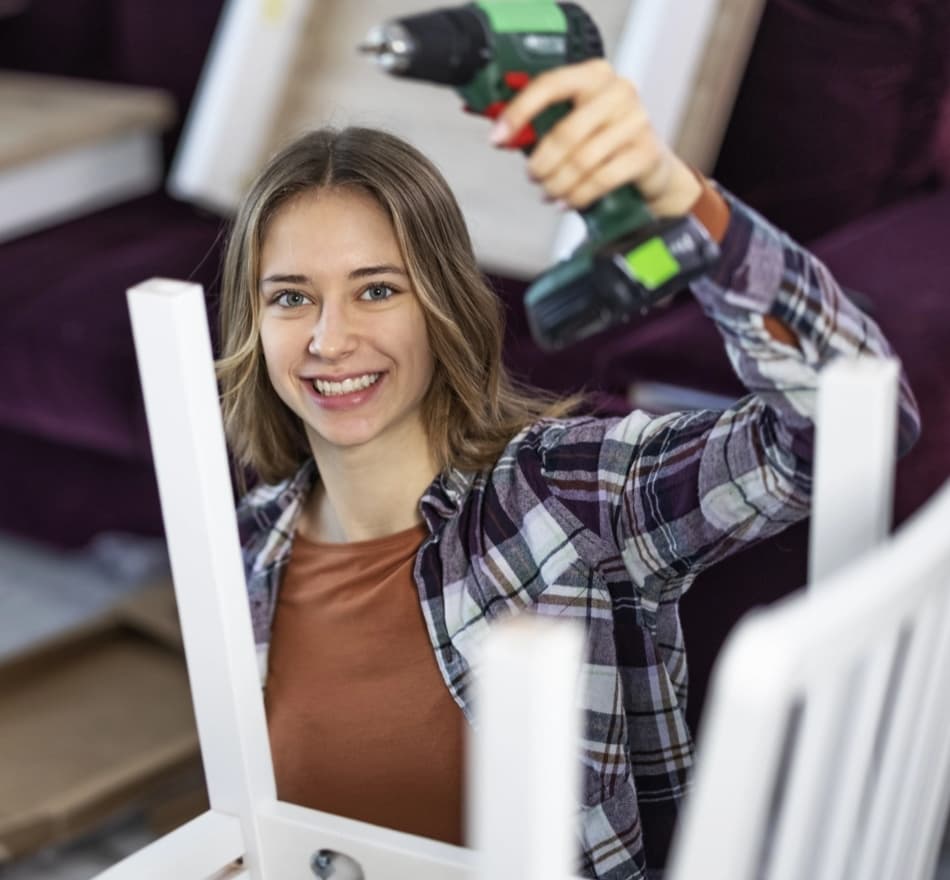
left=761, top=357, right=901, bottom=880
left=667, top=364, right=950, bottom=880
left=98, top=278, right=587, bottom=879
left=102, top=276, right=946, bottom=879
left=169, top=0, right=765, bottom=277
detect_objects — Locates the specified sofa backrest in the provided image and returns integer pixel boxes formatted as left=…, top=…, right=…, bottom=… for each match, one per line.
left=712, top=0, right=950, bottom=242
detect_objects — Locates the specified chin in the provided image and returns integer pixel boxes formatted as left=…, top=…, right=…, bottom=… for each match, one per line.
left=308, top=421, right=383, bottom=452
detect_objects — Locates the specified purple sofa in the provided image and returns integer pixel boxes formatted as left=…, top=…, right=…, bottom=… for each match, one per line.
left=1, top=0, right=947, bottom=730
left=0, top=0, right=226, bottom=547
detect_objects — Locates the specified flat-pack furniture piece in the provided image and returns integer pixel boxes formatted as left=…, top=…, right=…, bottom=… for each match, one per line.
left=104, top=273, right=939, bottom=878
left=96, top=279, right=588, bottom=880
left=170, top=0, right=766, bottom=277
left=667, top=372, right=950, bottom=879
left=0, top=581, right=200, bottom=864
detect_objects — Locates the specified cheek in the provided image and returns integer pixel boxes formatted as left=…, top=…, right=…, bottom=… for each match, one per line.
left=258, top=321, right=295, bottom=391
left=406, top=315, right=435, bottom=390
left=258, top=326, right=278, bottom=373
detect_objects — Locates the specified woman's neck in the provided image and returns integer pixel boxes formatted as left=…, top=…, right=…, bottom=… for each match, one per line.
left=300, top=425, right=439, bottom=543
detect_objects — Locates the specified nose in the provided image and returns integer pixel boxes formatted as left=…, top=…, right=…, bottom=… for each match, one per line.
left=308, top=300, right=356, bottom=360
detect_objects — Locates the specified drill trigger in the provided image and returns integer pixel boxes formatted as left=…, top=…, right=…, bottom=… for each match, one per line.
left=508, top=123, right=537, bottom=149
left=504, top=71, right=532, bottom=90
left=483, top=100, right=508, bottom=120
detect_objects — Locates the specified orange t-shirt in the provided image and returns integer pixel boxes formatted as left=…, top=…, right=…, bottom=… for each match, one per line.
left=264, top=522, right=468, bottom=846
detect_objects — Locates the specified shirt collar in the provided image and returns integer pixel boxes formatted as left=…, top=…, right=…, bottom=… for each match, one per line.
left=240, top=458, right=316, bottom=534
left=245, top=458, right=473, bottom=534
left=419, top=467, right=474, bottom=530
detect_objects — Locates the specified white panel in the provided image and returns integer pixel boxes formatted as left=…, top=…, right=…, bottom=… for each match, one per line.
left=93, top=811, right=243, bottom=880
left=469, top=616, right=585, bottom=880
left=611, top=0, right=722, bottom=148
left=668, top=478, right=950, bottom=879
left=127, top=280, right=277, bottom=873
left=168, top=0, right=313, bottom=212
left=257, top=800, right=476, bottom=879
left=808, top=356, right=899, bottom=583
left=0, top=132, right=162, bottom=243
left=811, top=634, right=900, bottom=880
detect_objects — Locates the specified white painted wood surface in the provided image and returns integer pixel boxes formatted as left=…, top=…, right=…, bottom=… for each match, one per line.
left=101, top=279, right=588, bottom=878
left=469, top=616, right=584, bottom=880
left=808, top=356, right=899, bottom=584
left=94, top=811, right=244, bottom=880
left=667, top=359, right=950, bottom=880
left=764, top=356, right=900, bottom=880
left=168, top=0, right=313, bottom=213
left=126, top=278, right=276, bottom=875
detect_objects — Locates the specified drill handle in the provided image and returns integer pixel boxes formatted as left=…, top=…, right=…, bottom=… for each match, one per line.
left=580, top=186, right=655, bottom=243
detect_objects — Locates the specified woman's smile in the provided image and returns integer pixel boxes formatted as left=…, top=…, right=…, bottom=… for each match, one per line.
left=302, top=370, right=387, bottom=409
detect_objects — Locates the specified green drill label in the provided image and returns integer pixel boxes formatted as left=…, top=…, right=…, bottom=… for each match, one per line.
left=477, top=1, right=567, bottom=33
left=625, top=238, right=681, bottom=290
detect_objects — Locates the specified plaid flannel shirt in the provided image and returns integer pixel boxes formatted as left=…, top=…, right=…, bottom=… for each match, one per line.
left=238, top=189, right=920, bottom=879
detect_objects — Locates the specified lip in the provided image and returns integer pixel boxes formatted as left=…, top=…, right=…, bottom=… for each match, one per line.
left=301, top=371, right=386, bottom=411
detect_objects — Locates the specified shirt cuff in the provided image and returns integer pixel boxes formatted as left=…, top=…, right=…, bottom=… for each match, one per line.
left=687, top=173, right=730, bottom=243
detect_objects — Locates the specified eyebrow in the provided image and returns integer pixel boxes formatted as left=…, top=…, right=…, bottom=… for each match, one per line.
left=259, top=265, right=407, bottom=287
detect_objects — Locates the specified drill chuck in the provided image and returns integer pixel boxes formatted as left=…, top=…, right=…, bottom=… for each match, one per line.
left=359, top=22, right=416, bottom=74
left=360, top=8, right=490, bottom=85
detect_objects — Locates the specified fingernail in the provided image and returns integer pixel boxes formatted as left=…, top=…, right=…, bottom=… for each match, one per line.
left=554, top=199, right=569, bottom=212
left=490, top=119, right=510, bottom=146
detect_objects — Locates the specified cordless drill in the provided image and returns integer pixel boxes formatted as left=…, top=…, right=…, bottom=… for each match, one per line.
left=359, top=1, right=719, bottom=350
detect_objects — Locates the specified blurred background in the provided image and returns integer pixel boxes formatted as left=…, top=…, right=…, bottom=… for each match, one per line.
left=0, top=0, right=948, bottom=876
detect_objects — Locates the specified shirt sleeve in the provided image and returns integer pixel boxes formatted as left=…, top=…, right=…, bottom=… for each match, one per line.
left=542, top=187, right=920, bottom=598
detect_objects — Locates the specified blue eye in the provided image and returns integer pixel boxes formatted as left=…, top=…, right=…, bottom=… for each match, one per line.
left=275, top=290, right=309, bottom=308
left=360, top=284, right=395, bottom=302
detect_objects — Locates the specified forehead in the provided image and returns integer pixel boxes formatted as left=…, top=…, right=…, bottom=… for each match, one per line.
left=260, top=187, right=402, bottom=271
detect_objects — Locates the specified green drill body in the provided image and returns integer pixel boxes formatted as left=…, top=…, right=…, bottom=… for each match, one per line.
left=459, top=2, right=655, bottom=242
left=361, top=1, right=719, bottom=349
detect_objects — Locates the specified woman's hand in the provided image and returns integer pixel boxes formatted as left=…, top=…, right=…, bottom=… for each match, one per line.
left=491, top=59, right=701, bottom=217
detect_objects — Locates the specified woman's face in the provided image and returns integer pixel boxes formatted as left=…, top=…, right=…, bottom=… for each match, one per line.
left=258, top=187, right=435, bottom=459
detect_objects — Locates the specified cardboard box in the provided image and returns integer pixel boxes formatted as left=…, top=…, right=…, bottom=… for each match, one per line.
left=0, top=72, right=176, bottom=242
left=0, top=580, right=205, bottom=864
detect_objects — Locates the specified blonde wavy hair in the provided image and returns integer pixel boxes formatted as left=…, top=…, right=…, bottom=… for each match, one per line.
left=217, top=127, right=578, bottom=487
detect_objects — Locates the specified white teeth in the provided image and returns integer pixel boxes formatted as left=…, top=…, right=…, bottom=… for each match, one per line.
left=314, top=372, right=381, bottom=396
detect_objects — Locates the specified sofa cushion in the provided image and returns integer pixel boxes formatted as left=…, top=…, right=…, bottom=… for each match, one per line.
left=0, top=425, right=166, bottom=548
left=0, top=193, right=224, bottom=460
left=937, top=90, right=950, bottom=184
left=714, top=0, right=950, bottom=242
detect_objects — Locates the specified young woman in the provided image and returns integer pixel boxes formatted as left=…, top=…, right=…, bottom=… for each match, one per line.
left=216, top=60, right=919, bottom=878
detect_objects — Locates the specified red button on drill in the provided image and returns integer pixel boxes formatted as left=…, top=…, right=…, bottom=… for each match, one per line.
left=508, top=123, right=537, bottom=149
left=504, top=71, right=532, bottom=90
